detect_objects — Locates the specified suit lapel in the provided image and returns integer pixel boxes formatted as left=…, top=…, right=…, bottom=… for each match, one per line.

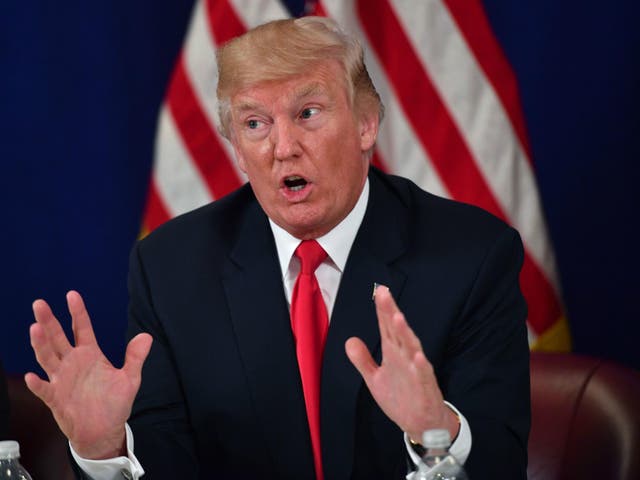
left=321, top=171, right=410, bottom=479
left=221, top=171, right=411, bottom=479
left=221, top=199, right=316, bottom=477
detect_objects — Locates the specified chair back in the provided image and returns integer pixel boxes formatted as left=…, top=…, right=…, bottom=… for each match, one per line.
left=528, top=353, right=640, bottom=480
left=6, top=375, right=75, bottom=480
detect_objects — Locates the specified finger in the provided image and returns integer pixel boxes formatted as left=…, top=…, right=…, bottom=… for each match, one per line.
left=32, top=299, right=73, bottom=357
left=345, top=337, right=378, bottom=381
left=373, top=285, right=394, bottom=341
left=29, top=322, right=61, bottom=374
left=24, top=372, right=53, bottom=405
left=374, top=286, right=405, bottom=346
left=122, top=333, right=153, bottom=383
left=67, top=290, right=98, bottom=347
left=375, top=287, right=415, bottom=361
left=390, top=310, right=422, bottom=355
left=415, top=351, right=437, bottom=384
left=412, top=350, right=442, bottom=401
left=374, top=284, right=401, bottom=317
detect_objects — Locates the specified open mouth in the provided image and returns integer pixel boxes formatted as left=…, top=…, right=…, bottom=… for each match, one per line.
left=284, top=176, right=308, bottom=192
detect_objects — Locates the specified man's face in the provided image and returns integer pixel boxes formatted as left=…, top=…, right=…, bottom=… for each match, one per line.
left=228, top=61, right=378, bottom=239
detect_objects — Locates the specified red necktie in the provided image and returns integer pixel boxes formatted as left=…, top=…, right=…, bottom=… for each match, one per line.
left=291, top=240, right=329, bottom=480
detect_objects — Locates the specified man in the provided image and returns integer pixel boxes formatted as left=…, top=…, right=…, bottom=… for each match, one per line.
left=26, top=17, right=529, bottom=479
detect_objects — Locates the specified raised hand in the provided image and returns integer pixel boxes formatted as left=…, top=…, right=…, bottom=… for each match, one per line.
left=25, top=290, right=152, bottom=459
left=345, top=286, right=459, bottom=443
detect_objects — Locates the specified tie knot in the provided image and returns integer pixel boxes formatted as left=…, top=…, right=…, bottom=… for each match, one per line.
left=295, top=240, right=327, bottom=274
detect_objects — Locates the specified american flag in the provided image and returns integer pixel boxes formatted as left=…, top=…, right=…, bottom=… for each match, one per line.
left=143, top=0, right=570, bottom=351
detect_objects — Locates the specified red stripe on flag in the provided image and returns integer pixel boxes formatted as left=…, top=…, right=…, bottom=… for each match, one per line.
left=310, top=2, right=327, bottom=17
left=205, top=0, right=246, bottom=44
left=357, top=0, right=563, bottom=335
left=443, top=0, right=532, bottom=160
left=142, top=180, right=172, bottom=232
left=357, top=0, right=505, bottom=219
left=442, top=0, right=562, bottom=331
left=143, top=0, right=246, bottom=231
left=521, top=256, right=563, bottom=335
left=312, top=3, right=385, bottom=173
left=309, top=2, right=386, bottom=173
left=166, top=55, right=242, bottom=199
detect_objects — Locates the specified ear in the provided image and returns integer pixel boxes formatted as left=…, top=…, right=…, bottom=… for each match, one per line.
left=358, top=110, right=379, bottom=153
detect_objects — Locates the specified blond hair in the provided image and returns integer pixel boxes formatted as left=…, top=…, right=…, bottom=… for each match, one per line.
left=216, top=16, right=384, bottom=139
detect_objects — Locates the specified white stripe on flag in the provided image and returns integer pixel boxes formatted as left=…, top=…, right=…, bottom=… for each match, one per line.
left=149, top=0, right=565, bottom=345
left=182, top=0, right=245, bottom=183
left=229, top=0, right=290, bottom=27
left=321, top=0, right=450, bottom=198
left=154, top=106, right=213, bottom=216
left=390, top=0, right=560, bottom=291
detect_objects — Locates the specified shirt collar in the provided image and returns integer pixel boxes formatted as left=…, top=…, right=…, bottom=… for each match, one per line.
left=269, top=178, right=370, bottom=276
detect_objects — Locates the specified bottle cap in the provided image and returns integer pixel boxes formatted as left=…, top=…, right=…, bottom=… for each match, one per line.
left=0, top=440, right=20, bottom=459
left=422, top=429, right=451, bottom=448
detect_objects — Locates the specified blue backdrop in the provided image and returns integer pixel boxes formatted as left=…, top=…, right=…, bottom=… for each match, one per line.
left=1, top=0, right=638, bottom=375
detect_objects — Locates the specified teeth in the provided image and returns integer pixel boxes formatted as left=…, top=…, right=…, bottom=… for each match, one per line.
left=284, top=175, right=308, bottom=191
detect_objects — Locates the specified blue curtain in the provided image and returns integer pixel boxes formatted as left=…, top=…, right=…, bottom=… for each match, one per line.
left=1, top=0, right=638, bottom=375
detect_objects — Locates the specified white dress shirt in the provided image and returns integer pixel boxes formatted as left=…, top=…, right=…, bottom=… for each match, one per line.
left=72, top=179, right=471, bottom=479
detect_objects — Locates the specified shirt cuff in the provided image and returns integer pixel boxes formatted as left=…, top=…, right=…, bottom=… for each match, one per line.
left=404, top=401, right=472, bottom=469
left=69, top=423, right=145, bottom=480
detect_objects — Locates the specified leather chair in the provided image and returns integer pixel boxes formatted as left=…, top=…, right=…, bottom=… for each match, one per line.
left=528, top=352, right=640, bottom=480
left=6, top=375, right=74, bottom=480
left=5, top=354, right=639, bottom=479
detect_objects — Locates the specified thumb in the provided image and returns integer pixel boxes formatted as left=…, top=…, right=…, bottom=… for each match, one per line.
left=122, top=333, right=153, bottom=382
left=24, top=372, right=52, bottom=405
left=345, top=336, right=378, bottom=382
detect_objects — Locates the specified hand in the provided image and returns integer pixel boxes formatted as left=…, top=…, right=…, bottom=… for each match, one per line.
left=345, top=286, right=459, bottom=443
left=25, top=290, right=153, bottom=459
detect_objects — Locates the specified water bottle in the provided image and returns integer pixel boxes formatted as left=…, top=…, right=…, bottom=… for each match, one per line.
left=414, top=429, right=469, bottom=480
left=0, top=441, right=33, bottom=480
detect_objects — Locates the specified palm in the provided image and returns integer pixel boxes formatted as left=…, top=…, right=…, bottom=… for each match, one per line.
left=345, top=286, right=453, bottom=442
left=26, top=291, right=152, bottom=458
left=44, top=345, right=135, bottom=444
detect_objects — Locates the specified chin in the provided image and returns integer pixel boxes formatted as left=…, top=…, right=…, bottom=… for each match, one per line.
left=281, top=218, right=327, bottom=240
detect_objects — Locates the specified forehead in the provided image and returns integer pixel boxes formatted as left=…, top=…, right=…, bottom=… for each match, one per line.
left=229, top=61, right=348, bottom=111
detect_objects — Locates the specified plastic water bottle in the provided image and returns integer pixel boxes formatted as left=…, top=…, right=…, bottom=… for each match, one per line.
left=0, top=441, right=33, bottom=480
left=414, top=429, right=469, bottom=480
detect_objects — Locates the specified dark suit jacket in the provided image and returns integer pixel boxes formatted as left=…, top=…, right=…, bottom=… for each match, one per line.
left=104, top=168, right=528, bottom=479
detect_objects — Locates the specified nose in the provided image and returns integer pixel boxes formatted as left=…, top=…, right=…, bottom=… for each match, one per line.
left=272, top=119, right=302, bottom=161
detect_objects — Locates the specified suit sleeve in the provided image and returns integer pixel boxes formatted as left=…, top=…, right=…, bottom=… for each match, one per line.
left=122, top=241, right=200, bottom=478
left=440, top=226, right=530, bottom=480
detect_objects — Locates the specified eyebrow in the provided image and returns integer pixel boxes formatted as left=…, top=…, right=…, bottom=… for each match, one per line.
left=233, top=82, right=330, bottom=114
left=293, top=82, right=327, bottom=100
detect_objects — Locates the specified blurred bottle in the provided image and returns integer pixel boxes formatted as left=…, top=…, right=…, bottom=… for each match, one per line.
left=0, top=441, right=33, bottom=480
left=414, top=429, right=469, bottom=480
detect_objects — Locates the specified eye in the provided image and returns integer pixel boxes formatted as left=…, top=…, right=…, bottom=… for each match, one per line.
left=300, top=107, right=319, bottom=120
left=247, top=119, right=261, bottom=129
